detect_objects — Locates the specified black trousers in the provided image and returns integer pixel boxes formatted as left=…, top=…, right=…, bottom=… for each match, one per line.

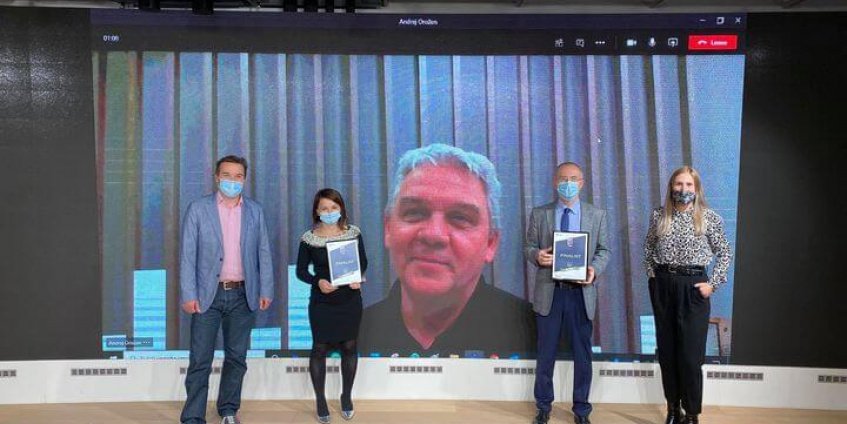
left=648, top=271, right=710, bottom=415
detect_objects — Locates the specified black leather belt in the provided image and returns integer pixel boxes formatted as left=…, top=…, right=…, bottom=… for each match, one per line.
left=219, top=281, right=245, bottom=290
left=554, top=281, right=583, bottom=290
left=655, top=264, right=706, bottom=276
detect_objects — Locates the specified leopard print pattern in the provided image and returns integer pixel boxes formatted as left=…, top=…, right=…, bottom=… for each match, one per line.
left=644, top=207, right=733, bottom=290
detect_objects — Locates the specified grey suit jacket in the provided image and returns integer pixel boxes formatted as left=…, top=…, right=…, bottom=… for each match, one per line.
left=179, top=194, right=275, bottom=313
left=524, top=201, right=611, bottom=319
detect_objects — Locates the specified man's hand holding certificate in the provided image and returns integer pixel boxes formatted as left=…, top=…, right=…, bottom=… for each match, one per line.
left=326, top=239, right=363, bottom=287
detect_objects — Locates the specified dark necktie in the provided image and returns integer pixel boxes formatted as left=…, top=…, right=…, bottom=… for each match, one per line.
left=560, top=207, right=571, bottom=232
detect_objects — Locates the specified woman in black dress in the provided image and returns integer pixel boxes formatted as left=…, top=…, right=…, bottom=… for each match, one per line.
left=296, top=188, right=368, bottom=423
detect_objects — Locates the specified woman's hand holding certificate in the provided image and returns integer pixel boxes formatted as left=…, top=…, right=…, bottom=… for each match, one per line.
left=318, top=278, right=337, bottom=294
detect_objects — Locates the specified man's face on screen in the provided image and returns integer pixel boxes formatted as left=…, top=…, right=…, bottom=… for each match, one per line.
left=384, top=162, right=499, bottom=299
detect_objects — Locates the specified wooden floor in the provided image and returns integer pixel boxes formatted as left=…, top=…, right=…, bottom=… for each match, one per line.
left=1, top=400, right=845, bottom=424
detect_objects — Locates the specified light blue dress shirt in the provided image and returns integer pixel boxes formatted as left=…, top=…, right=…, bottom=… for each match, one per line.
left=556, top=199, right=582, bottom=232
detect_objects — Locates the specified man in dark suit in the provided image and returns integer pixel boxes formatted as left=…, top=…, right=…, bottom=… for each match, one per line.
left=525, top=162, right=611, bottom=424
left=179, top=155, right=275, bottom=424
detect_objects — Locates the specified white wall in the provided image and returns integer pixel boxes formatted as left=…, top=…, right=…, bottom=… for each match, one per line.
left=1, top=358, right=845, bottom=409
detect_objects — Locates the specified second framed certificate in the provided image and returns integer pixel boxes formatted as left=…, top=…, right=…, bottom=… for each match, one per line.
left=326, top=239, right=362, bottom=287
left=552, top=231, right=590, bottom=282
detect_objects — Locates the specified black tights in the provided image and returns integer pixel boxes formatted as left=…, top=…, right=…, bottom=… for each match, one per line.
left=309, top=339, right=358, bottom=416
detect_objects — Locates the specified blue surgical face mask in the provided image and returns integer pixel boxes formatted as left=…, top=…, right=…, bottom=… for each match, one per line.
left=557, top=181, right=580, bottom=200
left=673, top=190, right=696, bottom=205
left=218, top=180, right=243, bottom=198
left=319, top=211, right=342, bottom=225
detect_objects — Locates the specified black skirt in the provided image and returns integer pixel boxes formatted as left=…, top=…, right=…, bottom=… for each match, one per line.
left=308, top=293, right=363, bottom=344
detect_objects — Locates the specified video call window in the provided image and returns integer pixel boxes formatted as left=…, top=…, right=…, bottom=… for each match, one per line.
left=93, top=11, right=745, bottom=360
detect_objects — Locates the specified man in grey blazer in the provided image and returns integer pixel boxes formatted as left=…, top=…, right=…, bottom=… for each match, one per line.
left=525, top=162, right=611, bottom=424
left=179, top=155, right=274, bottom=424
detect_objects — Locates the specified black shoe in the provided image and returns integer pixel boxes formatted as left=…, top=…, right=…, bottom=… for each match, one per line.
left=681, top=415, right=698, bottom=424
left=574, top=416, right=591, bottom=424
left=665, top=406, right=685, bottom=424
left=531, top=410, right=550, bottom=424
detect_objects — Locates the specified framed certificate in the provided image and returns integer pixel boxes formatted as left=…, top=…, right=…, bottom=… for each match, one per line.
left=326, top=239, right=362, bottom=287
left=552, top=231, right=590, bottom=282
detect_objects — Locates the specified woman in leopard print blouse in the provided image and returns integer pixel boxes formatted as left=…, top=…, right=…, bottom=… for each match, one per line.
left=644, top=166, right=733, bottom=424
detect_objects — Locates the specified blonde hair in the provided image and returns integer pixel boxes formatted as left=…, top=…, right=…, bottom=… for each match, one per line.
left=658, top=166, right=708, bottom=236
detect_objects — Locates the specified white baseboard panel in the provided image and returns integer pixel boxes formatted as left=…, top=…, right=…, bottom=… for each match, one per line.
left=0, top=359, right=844, bottom=410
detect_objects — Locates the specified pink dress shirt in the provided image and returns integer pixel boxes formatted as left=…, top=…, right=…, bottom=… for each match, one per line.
left=217, top=192, right=244, bottom=282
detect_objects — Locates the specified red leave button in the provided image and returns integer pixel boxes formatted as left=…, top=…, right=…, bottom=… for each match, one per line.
left=688, top=35, right=738, bottom=51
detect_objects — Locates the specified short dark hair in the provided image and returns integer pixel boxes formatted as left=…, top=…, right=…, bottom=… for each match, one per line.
left=215, top=155, right=248, bottom=175
left=312, top=188, right=349, bottom=230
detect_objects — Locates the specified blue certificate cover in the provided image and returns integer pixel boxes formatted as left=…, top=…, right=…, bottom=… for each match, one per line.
left=327, top=239, right=362, bottom=287
left=552, top=231, right=589, bottom=281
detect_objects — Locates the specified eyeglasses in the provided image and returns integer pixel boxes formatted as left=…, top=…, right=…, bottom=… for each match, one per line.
left=558, top=177, right=582, bottom=183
